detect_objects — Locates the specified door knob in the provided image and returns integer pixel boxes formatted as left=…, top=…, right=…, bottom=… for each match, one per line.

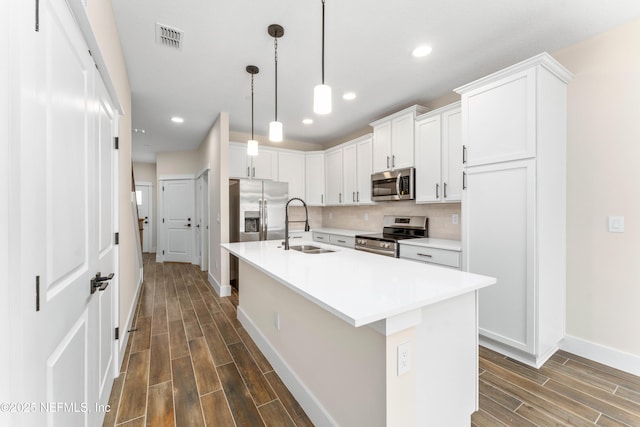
left=184, top=224, right=191, bottom=227
left=91, top=272, right=114, bottom=294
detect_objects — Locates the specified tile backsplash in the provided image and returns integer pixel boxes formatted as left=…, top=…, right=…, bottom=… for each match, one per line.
left=321, top=201, right=462, bottom=240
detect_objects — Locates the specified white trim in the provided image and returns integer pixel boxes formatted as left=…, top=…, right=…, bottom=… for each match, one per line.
left=238, top=307, right=339, bottom=427
left=157, top=174, right=195, bottom=180
left=116, top=268, right=144, bottom=373
left=209, top=271, right=231, bottom=297
left=560, top=335, right=640, bottom=377
left=196, top=165, right=210, bottom=179
left=136, top=181, right=153, bottom=186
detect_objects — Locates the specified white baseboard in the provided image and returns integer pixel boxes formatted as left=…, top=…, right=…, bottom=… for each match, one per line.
left=116, top=268, right=144, bottom=373
left=560, top=335, right=640, bottom=376
left=209, top=271, right=231, bottom=297
left=237, top=307, right=338, bottom=427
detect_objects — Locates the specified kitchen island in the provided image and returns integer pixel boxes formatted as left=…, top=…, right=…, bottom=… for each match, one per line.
left=222, top=239, right=495, bottom=426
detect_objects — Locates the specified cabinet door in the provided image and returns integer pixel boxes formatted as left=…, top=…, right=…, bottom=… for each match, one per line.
left=372, top=121, right=392, bottom=173
left=391, top=113, right=415, bottom=169
left=463, top=159, right=535, bottom=354
left=342, top=144, right=357, bottom=205
left=442, top=108, right=463, bottom=202
left=463, top=69, right=536, bottom=166
left=356, top=137, right=373, bottom=204
left=229, top=143, right=250, bottom=178
left=278, top=151, right=305, bottom=199
left=305, top=152, right=325, bottom=206
left=324, top=149, right=343, bottom=205
left=252, top=148, right=278, bottom=180
left=415, top=114, right=442, bottom=203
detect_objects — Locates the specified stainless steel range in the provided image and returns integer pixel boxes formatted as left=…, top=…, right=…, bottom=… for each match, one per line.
left=355, top=215, right=428, bottom=257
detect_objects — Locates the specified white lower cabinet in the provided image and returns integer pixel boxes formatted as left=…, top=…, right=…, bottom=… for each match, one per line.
left=400, top=245, right=461, bottom=269
left=312, top=231, right=356, bottom=249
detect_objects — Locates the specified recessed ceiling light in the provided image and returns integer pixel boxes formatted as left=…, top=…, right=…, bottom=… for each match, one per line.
left=342, top=92, right=356, bottom=101
left=412, top=45, right=433, bottom=58
left=171, top=116, right=184, bottom=123
left=302, top=118, right=314, bottom=125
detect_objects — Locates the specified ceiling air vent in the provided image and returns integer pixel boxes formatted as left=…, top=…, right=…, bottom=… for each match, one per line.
left=155, top=23, right=184, bottom=50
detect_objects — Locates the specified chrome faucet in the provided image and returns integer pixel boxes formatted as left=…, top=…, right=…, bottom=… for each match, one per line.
left=284, top=197, right=310, bottom=250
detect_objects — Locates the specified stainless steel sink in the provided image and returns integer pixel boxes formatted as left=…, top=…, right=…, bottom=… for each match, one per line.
left=290, top=245, right=335, bottom=254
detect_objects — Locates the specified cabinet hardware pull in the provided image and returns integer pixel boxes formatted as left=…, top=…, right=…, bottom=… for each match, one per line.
left=463, top=145, right=467, bottom=164
left=247, top=166, right=250, bottom=177
left=338, top=240, right=346, bottom=243
left=463, top=171, right=467, bottom=189
left=417, top=253, right=432, bottom=258
left=321, top=194, right=324, bottom=204
left=435, top=183, right=439, bottom=199
left=339, top=193, right=342, bottom=203
left=386, top=156, right=390, bottom=168
left=353, top=192, right=355, bottom=202
left=392, top=155, right=396, bottom=167
left=357, top=191, right=359, bottom=202
left=443, top=182, right=447, bottom=198
left=252, top=167, right=255, bottom=178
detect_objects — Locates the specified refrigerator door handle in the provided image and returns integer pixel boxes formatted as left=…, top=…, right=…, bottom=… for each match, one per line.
left=263, top=199, right=268, bottom=240
left=258, top=199, right=263, bottom=240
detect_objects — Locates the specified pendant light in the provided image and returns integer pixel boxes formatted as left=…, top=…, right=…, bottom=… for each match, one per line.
left=246, top=65, right=259, bottom=156
left=268, top=24, right=284, bottom=142
left=314, top=0, right=331, bottom=114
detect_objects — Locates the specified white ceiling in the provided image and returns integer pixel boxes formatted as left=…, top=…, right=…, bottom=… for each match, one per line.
left=112, top=0, right=640, bottom=163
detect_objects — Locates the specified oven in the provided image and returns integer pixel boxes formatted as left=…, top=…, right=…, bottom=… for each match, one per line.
left=355, top=215, right=428, bottom=257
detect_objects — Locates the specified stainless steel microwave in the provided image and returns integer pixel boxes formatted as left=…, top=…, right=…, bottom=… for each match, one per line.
left=371, top=167, right=415, bottom=201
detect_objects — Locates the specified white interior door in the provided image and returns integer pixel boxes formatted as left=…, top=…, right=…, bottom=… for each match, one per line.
left=16, top=0, right=116, bottom=424
left=163, top=179, right=195, bottom=263
left=94, top=74, right=118, bottom=411
left=135, top=184, right=152, bottom=252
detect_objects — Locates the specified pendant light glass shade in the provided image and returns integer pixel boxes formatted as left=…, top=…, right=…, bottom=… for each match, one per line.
left=268, top=121, right=283, bottom=142
left=314, top=84, right=332, bottom=115
left=247, top=139, right=259, bottom=156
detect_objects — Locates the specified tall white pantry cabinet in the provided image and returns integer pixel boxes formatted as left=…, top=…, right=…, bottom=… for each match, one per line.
left=456, top=53, right=573, bottom=367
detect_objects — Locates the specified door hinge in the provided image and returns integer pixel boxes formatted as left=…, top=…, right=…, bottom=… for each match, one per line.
left=162, top=250, right=165, bottom=255
left=162, top=218, right=165, bottom=223
left=115, top=327, right=119, bottom=340
left=35, top=0, right=39, bottom=32
left=35, top=276, right=40, bottom=311
left=162, top=186, right=165, bottom=191
left=114, top=136, right=119, bottom=150
left=115, top=232, right=119, bottom=245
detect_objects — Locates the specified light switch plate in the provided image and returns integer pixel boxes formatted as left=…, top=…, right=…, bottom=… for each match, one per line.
left=608, top=216, right=624, bottom=233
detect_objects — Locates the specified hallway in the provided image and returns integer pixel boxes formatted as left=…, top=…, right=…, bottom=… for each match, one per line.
left=103, top=254, right=313, bottom=426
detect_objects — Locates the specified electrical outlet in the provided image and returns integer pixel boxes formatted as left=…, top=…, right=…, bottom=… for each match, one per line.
left=452, top=214, right=459, bottom=225
left=364, top=212, right=369, bottom=221
left=397, top=342, right=410, bottom=376
left=329, top=212, right=333, bottom=220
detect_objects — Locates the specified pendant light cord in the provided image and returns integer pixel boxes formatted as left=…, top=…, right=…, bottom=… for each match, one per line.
left=274, top=37, right=278, bottom=121
left=321, top=0, right=325, bottom=85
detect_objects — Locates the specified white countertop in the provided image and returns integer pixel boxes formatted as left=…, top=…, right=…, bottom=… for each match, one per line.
left=399, top=238, right=462, bottom=252
left=312, top=227, right=371, bottom=237
left=222, top=239, right=495, bottom=327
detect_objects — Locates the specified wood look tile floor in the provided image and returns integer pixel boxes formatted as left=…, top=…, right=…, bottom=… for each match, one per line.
left=105, top=255, right=640, bottom=426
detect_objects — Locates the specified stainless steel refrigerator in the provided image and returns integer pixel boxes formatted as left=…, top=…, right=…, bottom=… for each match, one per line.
left=229, top=179, right=288, bottom=288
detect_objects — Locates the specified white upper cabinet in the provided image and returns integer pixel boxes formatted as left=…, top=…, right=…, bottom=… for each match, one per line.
left=461, top=69, right=536, bottom=166
left=356, top=136, right=373, bottom=204
left=324, top=148, right=343, bottom=205
left=278, top=150, right=305, bottom=199
left=415, top=102, right=463, bottom=203
left=323, top=134, right=374, bottom=206
left=305, top=151, right=325, bottom=206
left=229, top=142, right=278, bottom=180
left=370, top=105, right=429, bottom=173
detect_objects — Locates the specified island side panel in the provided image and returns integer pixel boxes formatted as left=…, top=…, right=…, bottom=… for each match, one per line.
left=238, top=260, right=386, bottom=427
left=415, top=290, right=478, bottom=426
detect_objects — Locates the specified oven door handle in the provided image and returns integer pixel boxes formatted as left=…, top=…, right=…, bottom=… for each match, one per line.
left=355, top=246, right=396, bottom=257
left=396, top=173, right=402, bottom=198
